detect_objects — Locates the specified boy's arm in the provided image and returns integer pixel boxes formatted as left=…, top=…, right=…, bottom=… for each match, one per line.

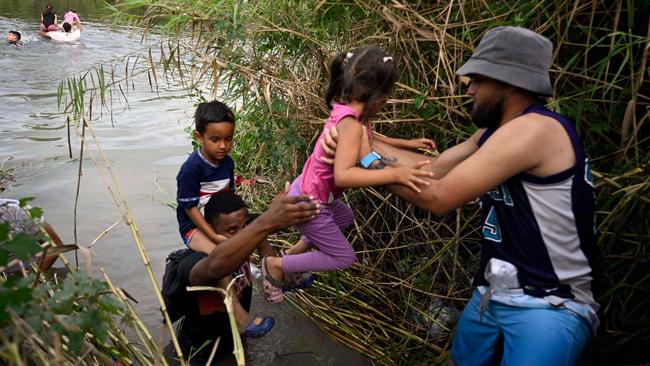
left=185, top=206, right=228, bottom=244
left=177, top=166, right=226, bottom=246
left=229, top=158, right=236, bottom=191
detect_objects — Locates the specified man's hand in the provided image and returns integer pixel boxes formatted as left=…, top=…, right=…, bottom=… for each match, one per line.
left=319, top=126, right=339, bottom=165
left=258, top=184, right=319, bottom=232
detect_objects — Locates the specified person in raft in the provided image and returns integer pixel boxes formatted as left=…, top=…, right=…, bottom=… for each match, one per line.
left=61, top=9, right=81, bottom=32
left=261, top=46, right=435, bottom=303
left=39, top=22, right=75, bottom=40
left=40, top=4, right=58, bottom=32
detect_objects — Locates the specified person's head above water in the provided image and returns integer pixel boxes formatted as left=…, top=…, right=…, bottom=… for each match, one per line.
left=325, top=46, right=398, bottom=122
left=62, top=23, right=72, bottom=32
left=7, top=30, right=21, bottom=43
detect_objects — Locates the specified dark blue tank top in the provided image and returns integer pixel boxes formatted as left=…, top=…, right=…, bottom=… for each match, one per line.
left=473, top=105, right=599, bottom=307
left=42, top=12, right=56, bottom=26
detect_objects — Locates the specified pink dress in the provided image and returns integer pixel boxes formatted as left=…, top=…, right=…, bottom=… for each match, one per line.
left=299, top=103, right=371, bottom=203
left=282, top=103, right=371, bottom=274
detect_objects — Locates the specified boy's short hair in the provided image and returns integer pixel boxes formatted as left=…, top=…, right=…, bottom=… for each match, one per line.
left=63, top=23, right=72, bottom=32
left=204, top=192, right=248, bottom=227
left=194, top=100, right=235, bottom=134
left=9, top=30, right=21, bottom=40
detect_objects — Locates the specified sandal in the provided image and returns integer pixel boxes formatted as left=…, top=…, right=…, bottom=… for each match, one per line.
left=283, top=272, right=315, bottom=292
left=243, top=314, right=275, bottom=338
left=261, top=256, right=285, bottom=303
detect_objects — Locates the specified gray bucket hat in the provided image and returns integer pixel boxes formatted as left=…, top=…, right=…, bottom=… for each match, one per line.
left=456, top=26, right=554, bottom=96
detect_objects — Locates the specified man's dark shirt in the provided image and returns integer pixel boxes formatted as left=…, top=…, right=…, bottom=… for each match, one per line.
left=175, top=251, right=252, bottom=360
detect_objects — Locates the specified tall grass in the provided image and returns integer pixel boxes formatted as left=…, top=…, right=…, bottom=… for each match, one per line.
left=53, top=0, right=650, bottom=364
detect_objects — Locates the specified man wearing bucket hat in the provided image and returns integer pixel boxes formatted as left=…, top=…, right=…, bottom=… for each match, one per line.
left=320, top=26, right=599, bottom=365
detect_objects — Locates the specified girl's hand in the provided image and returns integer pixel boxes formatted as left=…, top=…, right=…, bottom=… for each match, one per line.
left=406, top=138, right=436, bottom=150
left=393, top=160, right=433, bottom=193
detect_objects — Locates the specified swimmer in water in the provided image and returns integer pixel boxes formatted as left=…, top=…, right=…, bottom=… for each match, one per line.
left=7, top=30, right=22, bottom=46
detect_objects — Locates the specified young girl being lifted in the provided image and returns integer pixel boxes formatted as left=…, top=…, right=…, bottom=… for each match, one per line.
left=262, top=46, right=434, bottom=303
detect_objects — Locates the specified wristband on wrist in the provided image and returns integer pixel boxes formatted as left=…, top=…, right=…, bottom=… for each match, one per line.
left=358, top=151, right=386, bottom=169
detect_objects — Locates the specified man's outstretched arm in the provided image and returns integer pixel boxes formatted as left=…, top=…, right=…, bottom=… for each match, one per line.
left=372, top=130, right=485, bottom=212
left=374, top=119, right=546, bottom=215
left=189, top=187, right=318, bottom=285
left=320, top=126, right=483, bottom=213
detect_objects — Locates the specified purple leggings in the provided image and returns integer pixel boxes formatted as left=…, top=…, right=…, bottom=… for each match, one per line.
left=283, top=177, right=356, bottom=273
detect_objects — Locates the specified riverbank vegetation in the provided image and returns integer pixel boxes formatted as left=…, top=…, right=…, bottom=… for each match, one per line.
left=0, top=201, right=167, bottom=365
left=48, top=0, right=649, bottom=364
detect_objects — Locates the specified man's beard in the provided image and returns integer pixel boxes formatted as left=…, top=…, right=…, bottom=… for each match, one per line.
left=471, top=94, right=504, bottom=128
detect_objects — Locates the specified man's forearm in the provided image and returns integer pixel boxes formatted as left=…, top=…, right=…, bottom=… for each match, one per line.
left=371, top=139, right=450, bottom=215
left=190, top=217, right=275, bottom=285
left=371, top=138, right=437, bottom=173
left=189, top=192, right=319, bottom=285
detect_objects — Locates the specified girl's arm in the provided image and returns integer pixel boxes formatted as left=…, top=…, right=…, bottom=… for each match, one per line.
left=374, top=133, right=435, bottom=151
left=333, top=117, right=432, bottom=192
left=186, top=206, right=228, bottom=244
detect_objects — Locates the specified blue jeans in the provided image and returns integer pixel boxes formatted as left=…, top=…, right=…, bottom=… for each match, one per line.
left=451, top=289, right=591, bottom=366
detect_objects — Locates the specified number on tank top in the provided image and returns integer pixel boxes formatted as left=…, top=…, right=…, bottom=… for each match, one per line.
left=482, top=206, right=502, bottom=242
left=488, top=185, right=514, bottom=207
left=584, top=158, right=594, bottom=188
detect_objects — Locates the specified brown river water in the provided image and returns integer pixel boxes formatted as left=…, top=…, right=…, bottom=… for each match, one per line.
left=0, top=1, right=368, bottom=364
